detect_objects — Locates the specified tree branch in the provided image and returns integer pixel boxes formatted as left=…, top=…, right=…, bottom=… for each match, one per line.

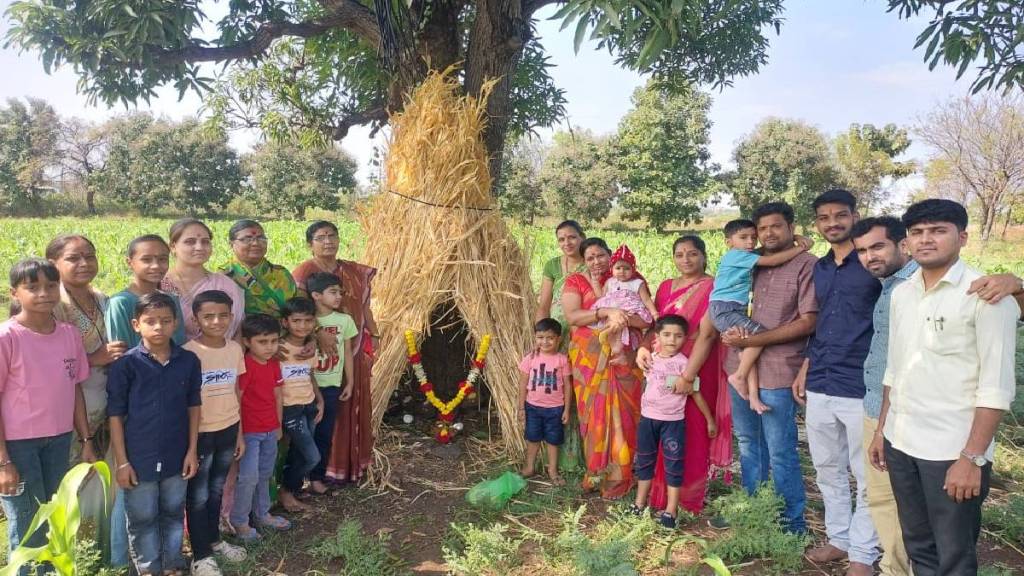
left=331, top=106, right=389, bottom=140
left=152, top=1, right=379, bottom=66
left=524, top=0, right=563, bottom=16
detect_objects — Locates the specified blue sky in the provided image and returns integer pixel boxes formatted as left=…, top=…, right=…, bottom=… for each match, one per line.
left=0, top=0, right=968, bottom=192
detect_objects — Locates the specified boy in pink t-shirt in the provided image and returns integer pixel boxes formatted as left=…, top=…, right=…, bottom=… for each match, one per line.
left=631, top=314, right=716, bottom=529
left=517, top=318, right=571, bottom=485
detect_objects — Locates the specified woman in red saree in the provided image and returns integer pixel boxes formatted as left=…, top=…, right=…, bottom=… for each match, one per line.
left=561, top=238, right=652, bottom=499
left=643, top=235, right=732, bottom=515
left=293, top=220, right=379, bottom=483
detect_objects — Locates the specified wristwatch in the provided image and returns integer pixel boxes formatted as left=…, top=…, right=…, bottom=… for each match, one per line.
left=961, top=450, right=989, bottom=467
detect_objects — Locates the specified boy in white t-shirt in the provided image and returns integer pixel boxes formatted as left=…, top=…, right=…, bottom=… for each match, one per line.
left=182, top=290, right=248, bottom=575
left=518, top=318, right=572, bottom=485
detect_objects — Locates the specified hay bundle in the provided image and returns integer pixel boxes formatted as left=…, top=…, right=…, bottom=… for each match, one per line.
left=359, top=69, right=534, bottom=457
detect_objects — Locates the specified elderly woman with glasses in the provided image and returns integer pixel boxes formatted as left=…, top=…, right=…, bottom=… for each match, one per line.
left=292, top=220, right=378, bottom=484
left=221, top=219, right=298, bottom=318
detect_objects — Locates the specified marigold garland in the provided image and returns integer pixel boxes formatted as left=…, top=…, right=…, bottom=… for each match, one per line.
left=405, top=329, right=492, bottom=443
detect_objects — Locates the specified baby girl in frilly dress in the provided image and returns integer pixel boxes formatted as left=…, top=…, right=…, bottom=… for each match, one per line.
left=590, top=244, right=658, bottom=364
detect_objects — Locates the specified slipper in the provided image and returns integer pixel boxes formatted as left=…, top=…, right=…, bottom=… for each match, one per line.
left=259, top=514, right=292, bottom=531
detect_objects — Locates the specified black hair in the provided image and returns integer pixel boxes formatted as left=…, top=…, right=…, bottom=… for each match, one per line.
left=242, top=313, right=281, bottom=338
left=578, top=237, right=611, bottom=258
left=169, top=218, right=212, bottom=245
left=723, top=219, right=756, bottom=238
left=281, top=297, right=317, bottom=319
left=9, top=258, right=59, bottom=288
left=127, top=234, right=169, bottom=258
left=191, top=289, right=234, bottom=316
left=534, top=318, right=563, bottom=336
left=45, top=234, right=96, bottom=261
left=654, top=314, right=689, bottom=334
left=305, top=220, right=339, bottom=244
left=752, top=201, right=795, bottom=225
left=812, top=188, right=857, bottom=213
left=306, top=271, right=342, bottom=296
left=555, top=220, right=585, bottom=238
left=134, top=292, right=178, bottom=320
left=851, top=216, right=906, bottom=244
left=228, top=219, right=262, bottom=242
left=672, top=235, right=708, bottom=271
left=902, top=198, right=969, bottom=232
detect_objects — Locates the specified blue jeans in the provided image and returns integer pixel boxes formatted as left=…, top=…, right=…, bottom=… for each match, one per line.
left=281, top=402, right=321, bottom=493
left=123, top=474, right=187, bottom=574
left=230, top=431, right=278, bottom=527
left=187, top=423, right=238, bottom=560
left=110, top=489, right=129, bottom=568
left=311, top=386, right=340, bottom=482
left=730, top=386, right=806, bottom=533
left=0, top=432, right=72, bottom=572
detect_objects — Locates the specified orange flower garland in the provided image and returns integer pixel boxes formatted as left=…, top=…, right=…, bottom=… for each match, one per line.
left=405, top=329, right=492, bottom=443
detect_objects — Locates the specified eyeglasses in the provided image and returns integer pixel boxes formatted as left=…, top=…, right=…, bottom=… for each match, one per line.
left=233, top=235, right=268, bottom=245
left=312, top=233, right=339, bottom=244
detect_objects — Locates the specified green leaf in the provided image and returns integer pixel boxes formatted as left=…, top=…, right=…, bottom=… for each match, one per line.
left=123, top=4, right=137, bottom=18
left=701, top=554, right=732, bottom=576
left=573, top=16, right=590, bottom=53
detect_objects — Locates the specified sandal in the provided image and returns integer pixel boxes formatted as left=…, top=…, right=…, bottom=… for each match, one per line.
left=259, top=514, right=292, bottom=531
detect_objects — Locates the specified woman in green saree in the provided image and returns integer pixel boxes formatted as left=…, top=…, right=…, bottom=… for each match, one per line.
left=221, top=219, right=298, bottom=318
left=536, top=220, right=586, bottom=330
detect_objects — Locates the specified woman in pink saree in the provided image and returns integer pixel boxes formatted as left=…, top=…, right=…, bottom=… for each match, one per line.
left=561, top=238, right=652, bottom=499
left=643, top=235, right=732, bottom=515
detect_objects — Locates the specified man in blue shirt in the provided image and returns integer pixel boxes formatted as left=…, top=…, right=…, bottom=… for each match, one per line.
left=851, top=216, right=917, bottom=576
left=795, top=189, right=881, bottom=576
left=107, top=292, right=202, bottom=576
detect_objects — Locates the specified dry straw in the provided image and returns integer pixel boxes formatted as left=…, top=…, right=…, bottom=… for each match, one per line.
left=359, top=68, right=534, bottom=458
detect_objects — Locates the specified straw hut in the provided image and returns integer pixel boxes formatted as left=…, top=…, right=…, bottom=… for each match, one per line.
left=359, top=69, right=534, bottom=457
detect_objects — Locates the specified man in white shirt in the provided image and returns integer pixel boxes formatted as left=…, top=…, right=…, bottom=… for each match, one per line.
left=868, top=199, right=1019, bottom=576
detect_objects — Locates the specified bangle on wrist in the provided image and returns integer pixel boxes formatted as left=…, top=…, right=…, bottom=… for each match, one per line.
left=0, top=459, right=11, bottom=468
left=78, top=435, right=94, bottom=444
left=117, top=462, right=131, bottom=471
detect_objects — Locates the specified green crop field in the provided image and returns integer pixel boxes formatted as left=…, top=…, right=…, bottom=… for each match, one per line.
left=0, top=217, right=1021, bottom=306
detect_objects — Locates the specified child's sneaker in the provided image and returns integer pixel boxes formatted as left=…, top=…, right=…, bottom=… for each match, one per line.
left=212, top=540, right=248, bottom=562
left=658, top=512, right=677, bottom=529
left=626, top=504, right=644, bottom=517
left=191, top=557, right=223, bottom=576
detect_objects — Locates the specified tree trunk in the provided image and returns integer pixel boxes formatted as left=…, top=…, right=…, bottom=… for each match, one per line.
left=86, top=188, right=96, bottom=214
left=464, top=0, right=530, bottom=187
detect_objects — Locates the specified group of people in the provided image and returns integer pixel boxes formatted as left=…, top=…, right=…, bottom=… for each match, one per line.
left=0, top=218, right=378, bottom=576
left=0, top=194, right=1021, bottom=575
left=523, top=193, right=1022, bottom=576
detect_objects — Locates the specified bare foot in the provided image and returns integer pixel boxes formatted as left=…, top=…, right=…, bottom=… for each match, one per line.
left=727, top=373, right=749, bottom=399
left=309, top=480, right=330, bottom=495
left=520, top=465, right=537, bottom=478
left=805, top=543, right=848, bottom=563
left=547, top=470, right=565, bottom=486
left=750, top=398, right=772, bottom=414
left=278, top=490, right=311, bottom=512
left=846, top=562, right=873, bottom=576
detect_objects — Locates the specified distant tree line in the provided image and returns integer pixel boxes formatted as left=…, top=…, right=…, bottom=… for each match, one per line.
left=500, top=83, right=1024, bottom=239
left=0, top=99, right=358, bottom=218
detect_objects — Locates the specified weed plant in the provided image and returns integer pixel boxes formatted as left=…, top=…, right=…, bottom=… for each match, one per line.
left=706, top=487, right=808, bottom=575
left=307, top=519, right=409, bottom=576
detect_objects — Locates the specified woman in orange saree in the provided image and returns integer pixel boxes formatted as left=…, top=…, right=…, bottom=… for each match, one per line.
left=293, top=220, right=379, bottom=483
left=644, top=236, right=732, bottom=515
left=561, top=238, right=651, bottom=499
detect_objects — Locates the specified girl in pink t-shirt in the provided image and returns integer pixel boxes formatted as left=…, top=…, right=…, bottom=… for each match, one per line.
left=517, top=318, right=571, bottom=485
left=0, top=259, right=91, bottom=563
left=631, top=314, right=716, bottom=529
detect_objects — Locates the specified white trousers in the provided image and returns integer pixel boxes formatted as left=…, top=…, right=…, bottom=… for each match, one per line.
left=806, top=391, right=879, bottom=565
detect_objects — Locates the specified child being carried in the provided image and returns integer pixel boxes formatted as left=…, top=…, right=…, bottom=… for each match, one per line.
left=590, top=244, right=658, bottom=364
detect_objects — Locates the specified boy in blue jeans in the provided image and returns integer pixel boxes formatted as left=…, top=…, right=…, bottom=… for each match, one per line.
left=107, top=292, right=201, bottom=575
left=277, top=297, right=324, bottom=512
left=230, top=314, right=289, bottom=540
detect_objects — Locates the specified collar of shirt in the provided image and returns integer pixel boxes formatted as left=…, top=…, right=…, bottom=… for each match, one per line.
left=908, top=258, right=965, bottom=293
left=136, top=342, right=183, bottom=365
